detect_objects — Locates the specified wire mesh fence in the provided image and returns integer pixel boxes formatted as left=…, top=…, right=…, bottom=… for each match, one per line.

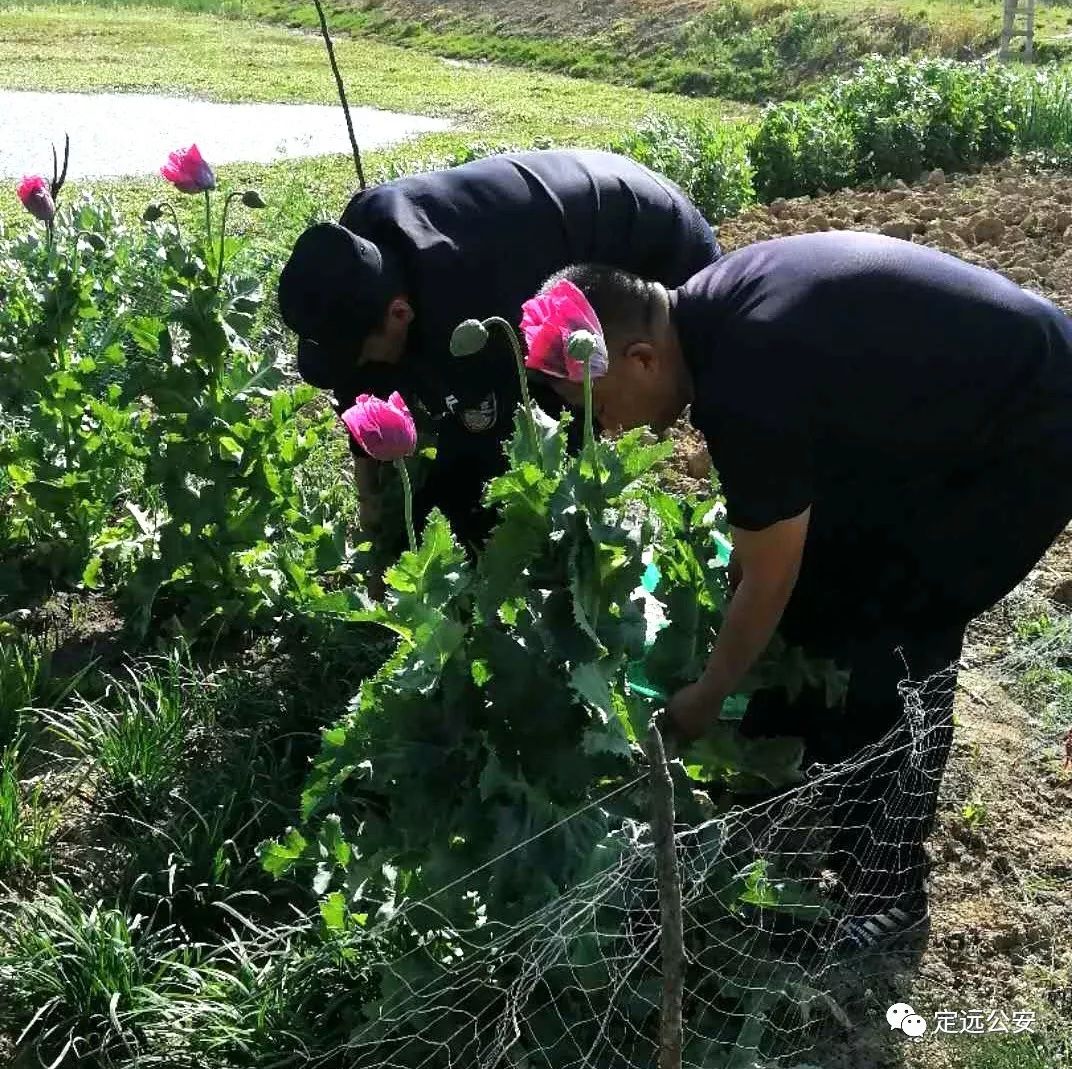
left=305, top=667, right=961, bottom=1069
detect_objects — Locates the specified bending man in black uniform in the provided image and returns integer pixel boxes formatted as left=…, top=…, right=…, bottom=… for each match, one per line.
left=277, top=148, right=720, bottom=568
left=531, top=231, right=1072, bottom=936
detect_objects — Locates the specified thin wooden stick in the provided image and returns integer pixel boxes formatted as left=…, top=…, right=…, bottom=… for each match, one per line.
left=646, top=717, right=685, bottom=1069
left=999, top=0, right=1016, bottom=61
left=312, top=0, right=367, bottom=190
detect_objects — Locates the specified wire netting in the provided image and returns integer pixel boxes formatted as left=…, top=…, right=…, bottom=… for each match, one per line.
left=311, top=665, right=961, bottom=1069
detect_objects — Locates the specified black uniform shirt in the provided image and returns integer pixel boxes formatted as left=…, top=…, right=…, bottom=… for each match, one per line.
left=333, top=148, right=719, bottom=466
left=672, top=231, right=1072, bottom=536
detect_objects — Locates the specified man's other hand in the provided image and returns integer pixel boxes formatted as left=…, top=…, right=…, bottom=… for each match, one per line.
left=367, top=569, right=387, bottom=603
left=666, top=677, right=726, bottom=744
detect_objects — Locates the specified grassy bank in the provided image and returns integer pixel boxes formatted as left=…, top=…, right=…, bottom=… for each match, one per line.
left=0, top=3, right=732, bottom=122
left=0, top=3, right=734, bottom=252
left=36, top=0, right=1072, bottom=102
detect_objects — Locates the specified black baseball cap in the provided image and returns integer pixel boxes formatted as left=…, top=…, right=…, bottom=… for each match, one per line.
left=277, top=222, right=404, bottom=389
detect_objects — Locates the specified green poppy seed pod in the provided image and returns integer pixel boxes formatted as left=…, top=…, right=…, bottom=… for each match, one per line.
left=142, top=203, right=164, bottom=223
left=450, top=318, right=490, bottom=357
left=567, top=329, right=609, bottom=377
left=241, top=190, right=267, bottom=209
left=566, top=330, right=597, bottom=363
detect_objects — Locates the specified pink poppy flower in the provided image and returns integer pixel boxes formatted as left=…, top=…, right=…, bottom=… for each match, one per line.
left=520, top=279, right=608, bottom=382
left=340, top=391, right=417, bottom=462
left=17, top=176, right=55, bottom=223
left=160, top=144, right=217, bottom=194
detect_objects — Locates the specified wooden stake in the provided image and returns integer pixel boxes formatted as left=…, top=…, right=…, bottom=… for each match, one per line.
left=312, top=0, right=367, bottom=190
left=646, top=718, right=685, bottom=1069
left=999, top=0, right=1016, bottom=61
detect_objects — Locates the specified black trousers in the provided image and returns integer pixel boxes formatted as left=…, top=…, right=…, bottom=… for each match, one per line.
left=741, top=424, right=1072, bottom=906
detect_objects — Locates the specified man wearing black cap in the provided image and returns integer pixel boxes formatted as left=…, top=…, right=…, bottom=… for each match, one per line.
left=277, top=147, right=719, bottom=568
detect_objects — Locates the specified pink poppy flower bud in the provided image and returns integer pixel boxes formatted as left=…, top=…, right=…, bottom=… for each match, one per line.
left=340, top=391, right=417, bottom=462
left=520, top=279, right=608, bottom=382
left=160, top=144, right=217, bottom=194
left=17, top=176, right=55, bottom=223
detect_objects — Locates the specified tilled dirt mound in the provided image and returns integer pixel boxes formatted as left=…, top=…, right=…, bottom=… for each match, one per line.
left=719, top=159, right=1072, bottom=308
left=349, top=0, right=710, bottom=43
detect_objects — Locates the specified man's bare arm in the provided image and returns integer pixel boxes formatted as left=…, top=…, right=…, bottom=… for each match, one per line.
left=667, top=508, right=810, bottom=740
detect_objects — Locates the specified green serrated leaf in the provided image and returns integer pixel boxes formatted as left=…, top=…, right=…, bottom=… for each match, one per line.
left=569, top=662, right=615, bottom=719
left=320, top=891, right=347, bottom=931
left=261, top=827, right=309, bottom=877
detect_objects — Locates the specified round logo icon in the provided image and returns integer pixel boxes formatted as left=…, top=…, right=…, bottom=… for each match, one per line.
left=460, top=393, right=497, bottom=433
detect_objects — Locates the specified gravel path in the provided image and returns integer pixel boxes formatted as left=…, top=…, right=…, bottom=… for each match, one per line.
left=0, top=89, right=451, bottom=179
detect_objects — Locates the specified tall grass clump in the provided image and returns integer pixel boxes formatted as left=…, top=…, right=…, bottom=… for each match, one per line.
left=0, top=632, right=84, bottom=748
left=1012, top=67, right=1072, bottom=157
left=0, top=745, right=57, bottom=880
left=44, top=649, right=208, bottom=813
left=0, top=881, right=206, bottom=1067
left=120, top=736, right=310, bottom=939
left=171, top=924, right=383, bottom=1067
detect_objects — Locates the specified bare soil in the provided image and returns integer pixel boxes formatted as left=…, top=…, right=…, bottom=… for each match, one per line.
left=720, top=160, right=1072, bottom=307
left=353, top=0, right=710, bottom=43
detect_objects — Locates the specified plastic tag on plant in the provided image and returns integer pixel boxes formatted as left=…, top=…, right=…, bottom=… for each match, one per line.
left=626, top=664, right=666, bottom=702
left=712, top=530, right=732, bottom=567
left=640, top=529, right=733, bottom=594
left=641, top=562, right=660, bottom=594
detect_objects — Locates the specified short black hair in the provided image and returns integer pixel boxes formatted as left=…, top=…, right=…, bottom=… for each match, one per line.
left=542, top=263, right=660, bottom=349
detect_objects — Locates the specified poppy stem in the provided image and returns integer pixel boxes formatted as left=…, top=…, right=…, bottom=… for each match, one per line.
left=396, top=458, right=417, bottom=553
left=483, top=316, right=540, bottom=464
left=203, top=190, right=213, bottom=258
left=162, top=203, right=181, bottom=235
left=216, top=192, right=240, bottom=293
left=583, top=354, right=600, bottom=481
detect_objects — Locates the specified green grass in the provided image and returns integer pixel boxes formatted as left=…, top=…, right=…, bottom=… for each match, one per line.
left=949, top=1014, right=1072, bottom=1068
left=34, top=0, right=1072, bottom=102
left=0, top=632, right=87, bottom=749
left=0, top=3, right=731, bottom=121
left=0, top=3, right=735, bottom=245
left=44, top=652, right=207, bottom=812
left=0, top=746, right=58, bottom=880
left=1007, top=606, right=1072, bottom=735
left=0, top=881, right=207, bottom=1067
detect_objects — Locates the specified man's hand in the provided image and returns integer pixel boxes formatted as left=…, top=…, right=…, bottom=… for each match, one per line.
left=366, top=568, right=387, bottom=603
left=667, top=677, right=727, bottom=744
